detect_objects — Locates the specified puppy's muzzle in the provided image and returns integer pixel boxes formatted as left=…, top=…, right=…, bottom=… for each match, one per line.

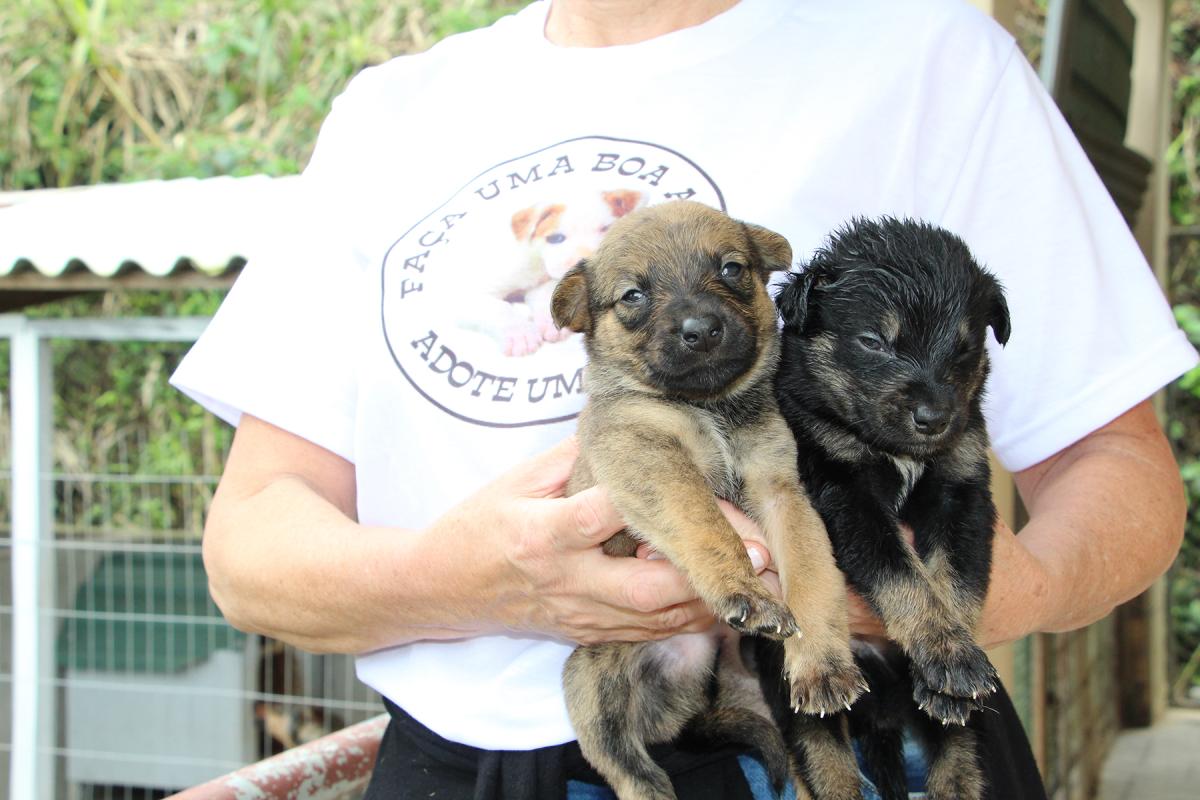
left=680, top=314, right=724, bottom=353
left=903, top=384, right=957, bottom=439
left=911, top=402, right=950, bottom=436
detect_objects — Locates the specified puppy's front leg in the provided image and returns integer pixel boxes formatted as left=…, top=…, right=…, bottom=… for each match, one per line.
left=587, top=425, right=797, bottom=639
left=816, top=488, right=982, bottom=723
left=902, top=468, right=1000, bottom=720
left=904, top=462, right=996, bottom=628
left=733, top=421, right=866, bottom=715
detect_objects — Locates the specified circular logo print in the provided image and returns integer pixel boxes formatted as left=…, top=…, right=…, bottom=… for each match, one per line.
left=381, top=136, right=724, bottom=427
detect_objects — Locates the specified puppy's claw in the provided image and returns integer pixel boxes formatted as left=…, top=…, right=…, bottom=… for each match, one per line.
left=721, top=592, right=797, bottom=639
left=912, top=677, right=981, bottom=724
left=786, top=652, right=867, bottom=717
left=910, top=635, right=998, bottom=701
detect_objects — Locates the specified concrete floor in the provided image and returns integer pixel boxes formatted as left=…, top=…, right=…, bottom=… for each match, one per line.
left=1097, top=708, right=1200, bottom=800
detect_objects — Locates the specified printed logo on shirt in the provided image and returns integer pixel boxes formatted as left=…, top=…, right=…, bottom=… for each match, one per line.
left=381, top=136, right=724, bottom=427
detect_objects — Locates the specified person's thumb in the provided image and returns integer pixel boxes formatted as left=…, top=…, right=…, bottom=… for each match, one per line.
left=549, top=484, right=625, bottom=551
left=505, top=436, right=581, bottom=498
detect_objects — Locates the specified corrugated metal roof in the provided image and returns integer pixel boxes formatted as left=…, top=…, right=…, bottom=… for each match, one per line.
left=0, top=174, right=299, bottom=283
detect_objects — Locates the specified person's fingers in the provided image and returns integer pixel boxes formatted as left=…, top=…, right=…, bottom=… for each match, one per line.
left=636, top=539, right=769, bottom=574
left=503, top=436, right=580, bottom=498
left=846, top=589, right=886, bottom=638
left=715, top=498, right=756, bottom=537
left=635, top=543, right=667, bottom=561
left=546, top=484, right=625, bottom=550
left=632, top=501, right=771, bottom=571
left=580, top=548, right=699, bottom=613
left=618, top=556, right=700, bottom=613
left=715, top=499, right=771, bottom=572
left=568, top=600, right=715, bottom=645
left=665, top=600, right=718, bottom=633
left=757, top=567, right=783, bottom=598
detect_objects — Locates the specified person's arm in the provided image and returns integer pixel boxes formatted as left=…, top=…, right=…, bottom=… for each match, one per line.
left=846, top=399, right=1186, bottom=647
left=979, top=398, right=1186, bottom=645
left=202, top=414, right=774, bottom=654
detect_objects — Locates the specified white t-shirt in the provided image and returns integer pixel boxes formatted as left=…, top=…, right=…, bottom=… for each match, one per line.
left=172, top=0, right=1198, bottom=749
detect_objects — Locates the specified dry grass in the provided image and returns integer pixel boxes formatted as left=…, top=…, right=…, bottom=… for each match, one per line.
left=0, top=0, right=524, bottom=188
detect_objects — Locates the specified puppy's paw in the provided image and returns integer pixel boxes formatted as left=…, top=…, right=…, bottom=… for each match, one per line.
left=503, top=322, right=545, bottom=357
left=535, top=313, right=572, bottom=344
left=785, top=644, right=868, bottom=717
left=912, top=677, right=981, bottom=727
left=717, top=592, right=798, bottom=640
left=909, top=634, right=998, bottom=702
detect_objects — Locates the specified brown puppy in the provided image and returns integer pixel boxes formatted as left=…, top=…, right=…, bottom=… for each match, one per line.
left=553, top=202, right=865, bottom=800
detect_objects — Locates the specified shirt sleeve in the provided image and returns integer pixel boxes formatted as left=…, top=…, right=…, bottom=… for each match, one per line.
left=935, top=46, right=1198, bottom=472
left=169, top=84, right=371, bottom=463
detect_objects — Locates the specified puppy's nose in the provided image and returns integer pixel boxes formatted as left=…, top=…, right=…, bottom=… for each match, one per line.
left=912, top=404, right=950, bottom=435
left=680, top=315, right=724, bottom=352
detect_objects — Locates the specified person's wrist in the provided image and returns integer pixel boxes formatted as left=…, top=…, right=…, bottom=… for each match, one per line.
left=400, top=517, right=506, bottom=640
left=978, top=523, right=1058, bottom=648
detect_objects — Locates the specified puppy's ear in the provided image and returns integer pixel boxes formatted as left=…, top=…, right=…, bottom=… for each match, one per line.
left=603, top=190, right=646, bottom=219
left=775, top=270, right=816, bottom=331
left=743, top=223, right=794, bottom=276
left=986, top=277, right=1011, bottom=346
left=511, top=206, right=537, bottom=240
left=552, top=260, right=592, bottom=333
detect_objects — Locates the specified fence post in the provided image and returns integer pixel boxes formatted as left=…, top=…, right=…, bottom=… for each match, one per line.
left=8, top=316, right=56, bottom=799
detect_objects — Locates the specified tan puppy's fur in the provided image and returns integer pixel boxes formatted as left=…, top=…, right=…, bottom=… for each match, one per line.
left=553, top=202, right=865, bottom=800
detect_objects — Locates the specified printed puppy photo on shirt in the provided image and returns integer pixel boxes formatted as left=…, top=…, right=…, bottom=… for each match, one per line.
left=381, top=135, right=725, bottom=428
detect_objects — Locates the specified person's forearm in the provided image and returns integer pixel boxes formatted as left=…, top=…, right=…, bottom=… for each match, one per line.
left=983, top=401, right=1186, bottom=645
left=204, top=416, right=722, bottom=654
left=204, top=473, right=492, bottom=654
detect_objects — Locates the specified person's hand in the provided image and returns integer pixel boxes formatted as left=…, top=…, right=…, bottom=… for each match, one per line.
left=431, top=437, right=772, bottom=646
left=634, top=497, right=774, bottom=579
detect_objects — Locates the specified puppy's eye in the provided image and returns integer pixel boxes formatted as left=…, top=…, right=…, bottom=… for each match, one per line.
left=621, top=288, right=646, bottom=305
left=720, top=261, right=745, bottom=280
left=857, top=333, right=885, bottom=352
left=546, top=233, right=566, bottom=244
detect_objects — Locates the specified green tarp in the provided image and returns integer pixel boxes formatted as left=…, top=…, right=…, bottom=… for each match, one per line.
left=56, top=550, right=246, bottom=673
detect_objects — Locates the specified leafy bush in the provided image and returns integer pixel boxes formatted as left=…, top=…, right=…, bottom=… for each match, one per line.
left=1168, top=0, right=1200, bottom=697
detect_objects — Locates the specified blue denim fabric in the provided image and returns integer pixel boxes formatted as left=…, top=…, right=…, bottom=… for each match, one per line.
left=565, top=780, right=618, bottom=799
left=564, top=755, right=803, bottom=800
left=854, top=732, right=930, bottom=800
left=736, top=754, right=799, bottom=799
left=566, top=734, right=929, bottom=800
left=564, top=755, right=801, bottom=800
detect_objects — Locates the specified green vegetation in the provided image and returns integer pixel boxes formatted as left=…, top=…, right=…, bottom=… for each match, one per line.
left=1166, top=0, right=1200, bottom=701
left=1, top=0, right=524, bottom=187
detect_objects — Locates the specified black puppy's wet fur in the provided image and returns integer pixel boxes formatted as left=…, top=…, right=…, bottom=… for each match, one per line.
left=764, top=217, right=1011, bottom=800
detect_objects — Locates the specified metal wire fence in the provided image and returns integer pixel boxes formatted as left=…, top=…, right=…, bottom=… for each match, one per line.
left=1, top=329, right=380, bottom=799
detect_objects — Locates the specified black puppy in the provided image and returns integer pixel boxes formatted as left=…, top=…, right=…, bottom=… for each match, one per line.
left=764, top=217, right=1011, bottom=800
